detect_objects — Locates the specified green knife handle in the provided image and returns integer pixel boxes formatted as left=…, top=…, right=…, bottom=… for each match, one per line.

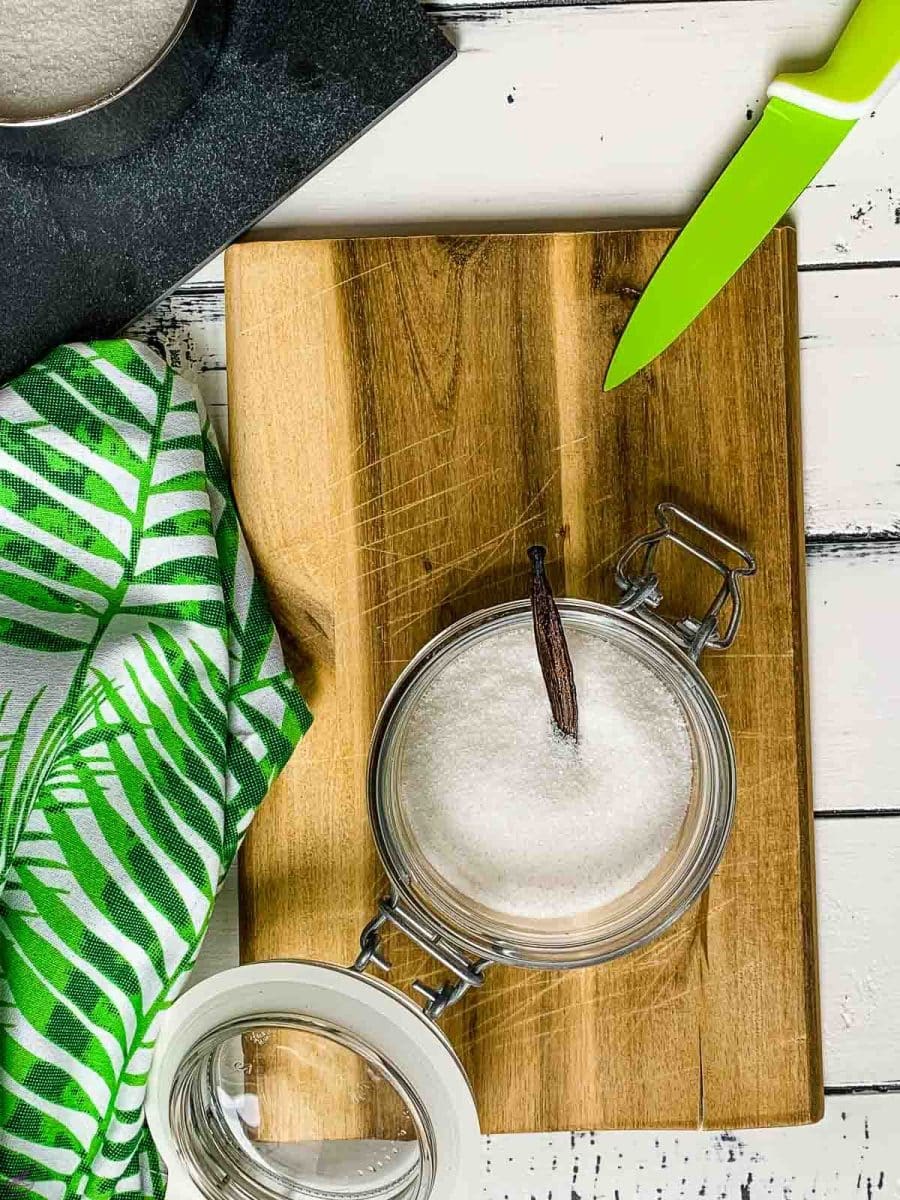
left=769, top=0, right=900, bottom=121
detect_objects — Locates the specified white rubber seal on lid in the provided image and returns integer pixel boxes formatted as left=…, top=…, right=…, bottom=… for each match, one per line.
left=146, top=960, right=481, bottom=1200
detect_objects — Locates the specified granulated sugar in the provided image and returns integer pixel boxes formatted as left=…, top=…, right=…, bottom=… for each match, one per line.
left=0, top=0, right=189, bottom=120
left=399, top=623, right=693, bottom=919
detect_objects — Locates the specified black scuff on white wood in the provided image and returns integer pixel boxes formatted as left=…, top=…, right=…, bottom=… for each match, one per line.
left=463, top=1098, right=898, bottom=1198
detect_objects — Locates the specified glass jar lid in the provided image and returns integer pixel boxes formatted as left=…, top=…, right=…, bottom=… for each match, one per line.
left=147, top=962, right=480, bottom=1200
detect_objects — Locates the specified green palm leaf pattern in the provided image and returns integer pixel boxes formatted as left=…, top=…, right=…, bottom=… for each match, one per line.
left=0, top=340, right=310, bottom=1198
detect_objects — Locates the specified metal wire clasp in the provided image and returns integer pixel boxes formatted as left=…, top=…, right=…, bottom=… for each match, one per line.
left=352, top=896, right=490, bottom=1020
left=614, top=502, right=757, bottom=660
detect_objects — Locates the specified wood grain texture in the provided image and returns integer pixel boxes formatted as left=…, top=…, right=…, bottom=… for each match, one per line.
left=226, top=229, right=822, bottom=1133
left=127, top=268, right=900, bottom=541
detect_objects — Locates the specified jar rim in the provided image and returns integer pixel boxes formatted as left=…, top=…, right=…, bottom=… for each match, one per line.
left=146, top=961, right=480, bottom=1200
left=168, top=1013, right=432, bottom=1200
left=367, top=598, right=736, bottom=970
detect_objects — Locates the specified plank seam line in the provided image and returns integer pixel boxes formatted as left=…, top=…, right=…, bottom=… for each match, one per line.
left=806, top=534, right=900, bottom=553
left=825, top=1082, right=900, bottom=1095
left=814, top=809, right=900, bottom=820
left=800, top=259, right=900, bottom=275
left=808, top=532, right=900, bottom=544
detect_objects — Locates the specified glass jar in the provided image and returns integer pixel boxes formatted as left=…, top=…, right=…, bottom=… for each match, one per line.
left=147, top=504, right=755, bottom=1200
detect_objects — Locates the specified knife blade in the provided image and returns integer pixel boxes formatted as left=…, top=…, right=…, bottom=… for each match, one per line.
left=604, top=0, right=900, bottom=392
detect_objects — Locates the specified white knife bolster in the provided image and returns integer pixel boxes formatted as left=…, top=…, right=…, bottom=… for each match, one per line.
left=767, top=62, right=900, bottom=122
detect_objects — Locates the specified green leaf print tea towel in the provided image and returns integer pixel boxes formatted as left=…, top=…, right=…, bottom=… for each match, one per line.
left=0, top=340, right=311, bottom=1198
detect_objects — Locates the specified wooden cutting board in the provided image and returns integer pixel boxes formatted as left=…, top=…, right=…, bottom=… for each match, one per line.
left=226, top=229, right=822, bottom=1133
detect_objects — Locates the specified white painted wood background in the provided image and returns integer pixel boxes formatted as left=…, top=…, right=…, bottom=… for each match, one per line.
left=129, top=0, right=900, bottom=1194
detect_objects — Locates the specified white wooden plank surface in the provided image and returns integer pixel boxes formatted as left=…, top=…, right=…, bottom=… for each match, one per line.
left=800, top=270, right=900, bottom=538
left=476, top=1103, right=899, bottom=1200
left=818, top=817, right=900, bottom=1087
left=148, top=0, right=900, bottom=1194
left=187, top=0, right=900, bottom=286
left=808, top=547, right=900, bottom=815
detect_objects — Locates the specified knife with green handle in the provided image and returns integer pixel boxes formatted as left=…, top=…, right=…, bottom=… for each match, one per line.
left=604, top=0, right=900, bottom=392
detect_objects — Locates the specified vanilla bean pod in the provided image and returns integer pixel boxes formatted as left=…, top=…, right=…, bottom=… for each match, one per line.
left=527, top=544, right=578, bottom=740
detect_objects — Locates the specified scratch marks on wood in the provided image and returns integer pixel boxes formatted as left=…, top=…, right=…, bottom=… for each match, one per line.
left=325, top=427, right=454, bottom=491
left=131, top=264, right=900, bottom=539
left=237, top=260, right=393, bottom=337
left=275, top=469, right=499, bottom=557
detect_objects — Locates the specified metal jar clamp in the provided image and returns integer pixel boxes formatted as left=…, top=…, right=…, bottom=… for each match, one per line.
left=614, top=502, right=757, bottom=660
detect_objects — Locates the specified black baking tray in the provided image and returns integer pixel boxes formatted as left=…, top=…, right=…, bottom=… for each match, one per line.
left=0, top=0, right=453, bottom=381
